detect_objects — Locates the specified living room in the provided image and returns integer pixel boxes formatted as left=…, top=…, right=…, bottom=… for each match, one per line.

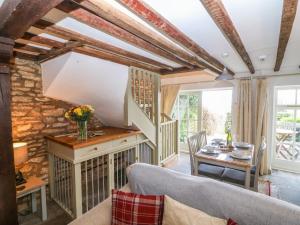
left=0, top=0, right=300, bottom=225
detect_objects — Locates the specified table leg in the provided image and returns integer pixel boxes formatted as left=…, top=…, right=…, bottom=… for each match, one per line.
left=245, top=167, right=251, bottom=189
left=194, top=158, right=199, bottom=176
left=41, top=186, right=47, bottom=221
left=31, top=192, right=37, bottom=213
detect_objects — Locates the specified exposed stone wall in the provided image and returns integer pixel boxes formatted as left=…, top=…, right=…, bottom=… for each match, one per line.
left=10, top=58, right=102, bottom=182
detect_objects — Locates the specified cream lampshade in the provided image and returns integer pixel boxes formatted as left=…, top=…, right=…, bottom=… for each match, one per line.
left=13, top=142, right=28, bottom=167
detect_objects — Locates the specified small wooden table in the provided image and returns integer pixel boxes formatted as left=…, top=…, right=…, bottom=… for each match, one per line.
left=16, top=176, right=47, bottom=221
left=194, top=145, right=254, bottom=189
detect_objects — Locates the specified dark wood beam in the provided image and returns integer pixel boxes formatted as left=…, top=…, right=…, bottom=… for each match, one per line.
left=39, top=41, right=83, bottom=62
left=73, top=46, right=161, bottom=73
left=20, top=32, right=65, bottom=48
left=33, top=20, right=173, bottom=71
left=0, top=37, right=18, bottom=225
left=13, top=51, right=39, bottom=61
left=274, top=0, right=298, bottom=71
left=200, top=0, right=255, bottom=74
left=118, top=0, right=233, bottom=74
left=71, top=0, right=207, bottom=69
left=0, top=0, right=65, bottom=39
left=160, top=66, right=204, bottom=75
left=14, top=43, right=49, bottom=55
left=55, top=1, right=194, bottom=69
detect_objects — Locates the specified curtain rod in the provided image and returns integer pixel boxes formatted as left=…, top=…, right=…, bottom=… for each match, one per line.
left=236, top=72, right=300, bottom=80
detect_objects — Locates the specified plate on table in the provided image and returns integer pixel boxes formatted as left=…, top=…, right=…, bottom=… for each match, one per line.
left=230, top=151, right=251, bottom=160
left=233, top=142, right=252, bottom=149
left=200, top=146, right=220, bottom=154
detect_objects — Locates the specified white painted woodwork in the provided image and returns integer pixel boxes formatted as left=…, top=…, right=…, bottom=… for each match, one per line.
left=48, top=133, right=154, bottom=217
left=161, top=114, right=179, bottom=163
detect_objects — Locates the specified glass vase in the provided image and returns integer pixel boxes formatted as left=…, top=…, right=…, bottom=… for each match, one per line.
left=77, top=121, right=88, bottom=141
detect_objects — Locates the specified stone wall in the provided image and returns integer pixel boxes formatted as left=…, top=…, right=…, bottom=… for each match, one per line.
left=11, top=58, right=103, bottom=182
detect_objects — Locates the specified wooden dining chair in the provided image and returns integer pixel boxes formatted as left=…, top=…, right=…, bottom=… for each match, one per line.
left=221, top=137, right=267, bottom=191
left=187, top=131, right=207, bottom=175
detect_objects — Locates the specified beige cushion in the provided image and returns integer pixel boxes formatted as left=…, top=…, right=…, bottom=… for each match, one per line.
left=163, top=196, right=227, bottom=225
left=68, top=184, right=131, bottom=225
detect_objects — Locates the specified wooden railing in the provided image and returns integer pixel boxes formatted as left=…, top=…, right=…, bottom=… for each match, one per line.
left=160, top=114, right=179, bottom=163
left=130, top=67, right=158, bottom=123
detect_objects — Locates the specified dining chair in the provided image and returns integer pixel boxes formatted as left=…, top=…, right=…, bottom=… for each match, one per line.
left=221, top=137, right=267, bottom=191
left=188, top=131, right=225, bottom=178
left=188, top=131, right=207, bottom=175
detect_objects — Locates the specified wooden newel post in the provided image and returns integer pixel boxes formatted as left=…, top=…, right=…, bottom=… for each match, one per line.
left=0, top=37, right=18, bottom=225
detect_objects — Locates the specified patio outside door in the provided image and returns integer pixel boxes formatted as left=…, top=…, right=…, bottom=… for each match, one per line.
left=272, top=86, right=300, bottom=173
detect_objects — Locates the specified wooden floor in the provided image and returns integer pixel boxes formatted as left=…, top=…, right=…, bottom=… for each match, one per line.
left=19, top=152, right=300, bottom=225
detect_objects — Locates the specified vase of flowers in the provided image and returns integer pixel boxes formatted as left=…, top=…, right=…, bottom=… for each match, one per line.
left=65, top=105, right=94, bottom=140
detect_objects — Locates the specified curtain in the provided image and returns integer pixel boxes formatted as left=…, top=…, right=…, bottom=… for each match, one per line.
left=235, top=80, right=252, bottom=143
left=255, top=79, right=270, bottom=175
left=161, top=85, right=180, bottom=117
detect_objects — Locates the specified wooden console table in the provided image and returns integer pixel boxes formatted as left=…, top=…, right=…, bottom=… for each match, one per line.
left=46, top=127, right=155, bottom=218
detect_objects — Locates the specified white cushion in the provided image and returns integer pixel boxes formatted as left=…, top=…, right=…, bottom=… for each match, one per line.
left=163, top=195, right=226, bottom=225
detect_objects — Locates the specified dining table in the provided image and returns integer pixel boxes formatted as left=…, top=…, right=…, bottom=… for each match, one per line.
left=194, top=144, right=254, bottom=189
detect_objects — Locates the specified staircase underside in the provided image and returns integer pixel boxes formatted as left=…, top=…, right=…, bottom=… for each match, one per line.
left=41, top=52, right=129, bottom=127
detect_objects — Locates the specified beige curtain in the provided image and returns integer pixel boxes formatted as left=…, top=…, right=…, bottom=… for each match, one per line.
left=161, top=85, right=180, bottom=116
left=255, top=79, right=270, bottom=175
left=235, top=80, right=252, bottom=143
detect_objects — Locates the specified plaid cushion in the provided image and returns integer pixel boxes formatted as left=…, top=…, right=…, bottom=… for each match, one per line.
left=227, top=218, right=238, bottom=225
left=111, top=190, right=164, bottom=225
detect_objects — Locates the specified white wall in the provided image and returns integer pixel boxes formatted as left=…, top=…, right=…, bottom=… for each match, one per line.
left=41, top=52, right=129, bottom=127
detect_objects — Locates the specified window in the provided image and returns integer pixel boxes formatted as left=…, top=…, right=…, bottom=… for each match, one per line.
left=272, top=86, right=300, bottom=172
left=173, top=88, right=232, bottom=150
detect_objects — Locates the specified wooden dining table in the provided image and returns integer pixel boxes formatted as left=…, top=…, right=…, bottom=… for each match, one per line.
left=194, top=145, right=254, bottom=189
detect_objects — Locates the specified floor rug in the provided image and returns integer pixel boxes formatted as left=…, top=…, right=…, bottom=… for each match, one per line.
left=258, top=179, right=280, bottom=199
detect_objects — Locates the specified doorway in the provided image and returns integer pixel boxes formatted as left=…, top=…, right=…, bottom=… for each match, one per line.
left=173, top=88, right=232, bottom=152
left=272, top=86, right=300, bottom=173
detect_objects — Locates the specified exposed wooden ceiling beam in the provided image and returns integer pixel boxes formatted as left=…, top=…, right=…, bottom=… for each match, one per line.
left=200, top=0, right=255, bottom=74
left=14, top=43, right=49, bottom=55
left=118, top=0, right=233, bottom=74
left=0, top=0, right=64, bottom=39
left=274, top=0, right=298, bottom=72
left=71, top=0, right=209, bottom=70
left=20, top=32, right=65, bottom=48
left=73, top=46, right=161, bottom=72
left=13, top=51, right=39, bottom=61
left=39, top=41, right=83, bottom=62
left=160, top=67, right=204, bottom=75
left=56, top=1, right=194, bottom=69
left=33, top=20, right=173, bottom=71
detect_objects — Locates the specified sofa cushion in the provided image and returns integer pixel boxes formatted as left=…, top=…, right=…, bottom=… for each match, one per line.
left=111, top=189, right=164, bottom=225
left=163, top=195, right=227, bottom=225
left=227, top=218, right=238, bottom=225
left=68, top=185, right=131, bottom=225
left=198, top=163, right=225, bottom=179
left=221, top=168, right=254, bottom=186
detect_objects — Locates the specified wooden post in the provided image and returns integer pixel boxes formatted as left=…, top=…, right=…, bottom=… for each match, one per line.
left=0, top=37, right=18, bottom=225
left=154, top=75, right=162, bottom=165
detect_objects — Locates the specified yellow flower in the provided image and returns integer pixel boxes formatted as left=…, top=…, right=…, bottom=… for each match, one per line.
left=65, top=111, right=70, bottom=119
left=74, top=107, right=83, bottom=116
left=86, top=105, right=94, bottom=112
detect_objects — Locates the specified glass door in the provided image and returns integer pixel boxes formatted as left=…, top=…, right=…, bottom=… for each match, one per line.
left=272, top=87, right=300, bottom=172
left=176, top=92, right=201, bottom=151
left=173, top=88, right=232, bottom=152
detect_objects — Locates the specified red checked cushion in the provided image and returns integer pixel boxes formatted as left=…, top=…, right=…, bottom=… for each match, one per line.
left=227, top=218, right=238, bottom=225
left=111, top=189, right=164, bottom=225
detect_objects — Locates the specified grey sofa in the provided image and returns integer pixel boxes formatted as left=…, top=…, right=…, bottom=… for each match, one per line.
left=70, top=163, right=300, bottom=225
